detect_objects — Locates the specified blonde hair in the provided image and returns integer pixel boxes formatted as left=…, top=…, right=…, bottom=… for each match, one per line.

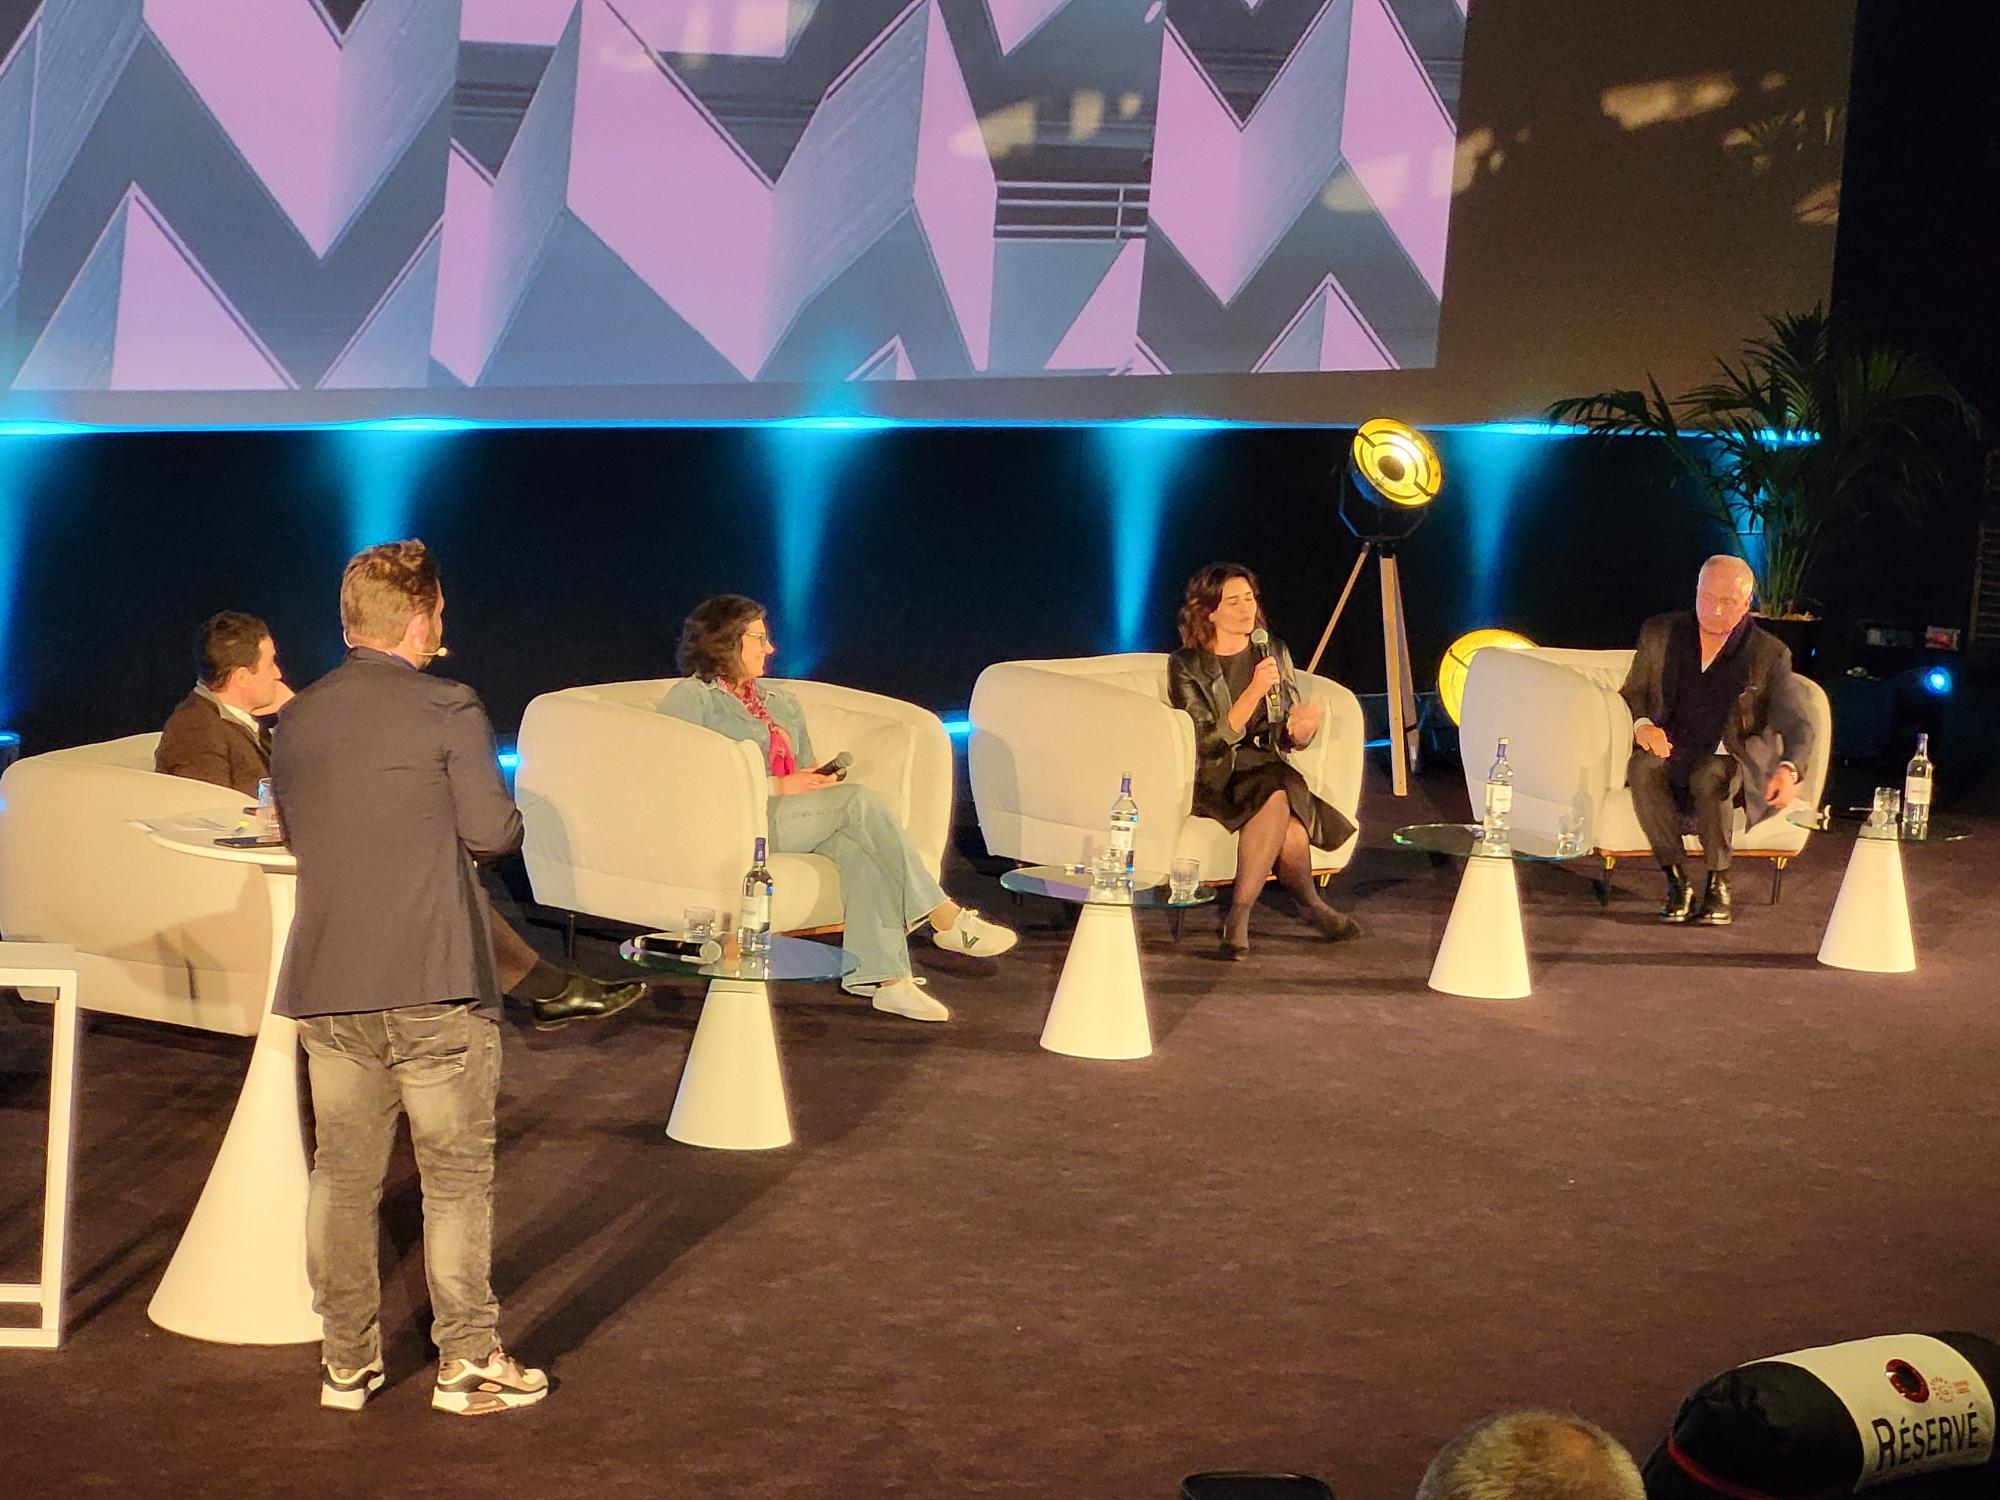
left=340, top=540, right=440, bottom=645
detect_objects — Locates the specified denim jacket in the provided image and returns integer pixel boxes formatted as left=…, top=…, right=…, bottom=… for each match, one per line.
left=657, top=676, right=818, bottom=770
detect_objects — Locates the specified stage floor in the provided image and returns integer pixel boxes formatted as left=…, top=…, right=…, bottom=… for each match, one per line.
left=5, top=771, right=1999, bottom=1498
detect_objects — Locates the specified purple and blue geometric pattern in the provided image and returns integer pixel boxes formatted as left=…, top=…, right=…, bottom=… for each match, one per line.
left=0, top=0, right=1467, bottom=396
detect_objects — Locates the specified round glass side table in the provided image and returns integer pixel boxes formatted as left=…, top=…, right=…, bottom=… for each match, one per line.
left=998, top=865, right=1214, bottom=1060
left=1391, top=824, right=1585, bottom=999
left=620, top=933, right=855, bottom=1149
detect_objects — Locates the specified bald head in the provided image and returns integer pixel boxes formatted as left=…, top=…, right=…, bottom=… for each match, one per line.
left=1417, top=1412, right=1645, bottom=1500
left=1695, top=554, right=1755, bottom=638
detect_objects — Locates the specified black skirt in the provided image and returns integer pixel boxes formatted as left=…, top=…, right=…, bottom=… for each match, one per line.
left=1192, top=744, right=1357, bottom=852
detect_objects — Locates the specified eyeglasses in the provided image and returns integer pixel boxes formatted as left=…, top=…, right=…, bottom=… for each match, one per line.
left=743, top=631, right=773, bottom=645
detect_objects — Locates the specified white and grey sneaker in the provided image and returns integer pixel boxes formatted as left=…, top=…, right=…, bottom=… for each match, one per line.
left=931, top=907, right=1017, bottom=958
left=432, top=1347, right=549, bottom=1416
left=320, top=1360, right=385, bottom=1412
left=869, top=977, right=950, bottom=1022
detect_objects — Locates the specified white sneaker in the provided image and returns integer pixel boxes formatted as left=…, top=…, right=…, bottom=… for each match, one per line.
left=431, top=1347, right=549, bottom=1416
left=869, top=977, right=950, bottom=1022
left=320, top=1360, right=385, bottom=1412
left=931, top=907, right=1018, bottom=958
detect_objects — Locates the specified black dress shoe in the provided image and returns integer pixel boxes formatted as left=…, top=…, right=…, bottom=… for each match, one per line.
left=1694, top=871, right=1734, bottom=926
left=530, top=972, right=646, bottom=1030
left=1657, top=870, right=1696, bottom=924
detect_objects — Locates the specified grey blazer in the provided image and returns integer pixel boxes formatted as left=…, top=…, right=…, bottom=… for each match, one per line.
left=1618, top=611, right=1818, bottom=826
left=657, top=677, right=818, bottom=769
left=270, top=649, right=522, bottom=1020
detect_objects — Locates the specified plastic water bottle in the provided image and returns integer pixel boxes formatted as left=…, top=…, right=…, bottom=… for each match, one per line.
left=1482, top=738, right=1514, bottom=843
left=255, top=776, right=280, bottom=839
left=1108, top=774, right=1139, bottom=880
left=738, top=836, right=773, bottom=955
left=1903, top=733, right=1933, bottom=839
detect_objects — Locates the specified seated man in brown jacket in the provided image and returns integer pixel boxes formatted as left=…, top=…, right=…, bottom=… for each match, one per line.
left=158, top=611, right=640, bottom=1028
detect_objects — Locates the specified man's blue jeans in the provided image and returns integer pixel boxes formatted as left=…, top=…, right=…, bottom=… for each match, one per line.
left=298, top=1003, right=501, bottom=1369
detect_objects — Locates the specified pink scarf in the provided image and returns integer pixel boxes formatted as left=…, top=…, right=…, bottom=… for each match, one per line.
left=728, top=678, right=796, bottom=776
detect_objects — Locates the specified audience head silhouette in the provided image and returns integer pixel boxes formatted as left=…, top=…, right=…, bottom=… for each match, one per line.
left=1416, top=1412, right=1644, bottom=1500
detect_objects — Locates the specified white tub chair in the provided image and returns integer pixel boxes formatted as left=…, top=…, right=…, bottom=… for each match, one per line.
left=1458, top=647, right=1831, bottom=900
left=967, top=653, right=1364, bottom=882
left=0, top=734, right=269, bottom=1035
left=515, top=679, right=952, bottom=936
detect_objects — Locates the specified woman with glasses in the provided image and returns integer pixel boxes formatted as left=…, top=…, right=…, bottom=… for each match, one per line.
left=1167, top=563, right=1361, bottom=960
left=658, top=594, right=1015, bottom=1021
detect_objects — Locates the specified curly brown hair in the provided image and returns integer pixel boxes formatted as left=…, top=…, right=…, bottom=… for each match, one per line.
left=677, top=594, right=767, bottom=682
left=1177, top=563, right=1265, bottom=650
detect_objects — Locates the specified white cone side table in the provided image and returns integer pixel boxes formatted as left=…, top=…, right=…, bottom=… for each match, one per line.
left=1430, top=850, right=1531, bottom=999
left=143, top=820, right=319, bottom=1345
left=999, top=865, right=1214, bottom=1062
left=619, top=935, right=855, bottom=1150
left=1807, top=812, right=1968, bottom=975
left=1393, top=823, right=1585, bottom=1001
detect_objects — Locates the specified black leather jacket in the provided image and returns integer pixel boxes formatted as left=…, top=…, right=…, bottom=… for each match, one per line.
left=1167, top=638, right=1302, bottom=789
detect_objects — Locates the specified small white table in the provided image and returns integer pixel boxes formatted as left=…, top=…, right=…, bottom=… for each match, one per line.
left=1809, top=812, right=1969, bottom=974
left=1394, top=824, right=1584, bottom=1000
left=998, top=865, right=1214, bottom=1061
left=618, top=934, right=855, bottom=1150
left=142, top=817, right=320, bottom=1346
left=0, top=942, right=79, bottom=1351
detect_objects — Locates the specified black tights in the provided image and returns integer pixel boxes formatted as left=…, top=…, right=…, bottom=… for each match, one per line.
left=1224, top=790, right=1336, bottom=941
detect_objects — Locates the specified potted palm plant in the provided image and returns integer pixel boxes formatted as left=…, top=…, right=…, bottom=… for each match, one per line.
left=1548, top=307, right=1982, bottom=663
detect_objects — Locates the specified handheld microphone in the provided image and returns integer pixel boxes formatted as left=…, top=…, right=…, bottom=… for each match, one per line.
left=1250, top=627, right=1284, bottom=726
left=815, top=750, right=852, bottom=779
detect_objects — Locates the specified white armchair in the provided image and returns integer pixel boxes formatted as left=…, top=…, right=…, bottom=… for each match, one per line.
left=968, top=653, right=1364, bottom=880
left=1458, top=647, right=1832, bottom=895
left=0, top=734, right=269, bottom=1035
left=515, top=678, right=952, bottom=935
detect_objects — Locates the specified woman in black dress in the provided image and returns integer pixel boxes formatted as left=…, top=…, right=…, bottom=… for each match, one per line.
left=1166, top=563, right=1361, bottom=959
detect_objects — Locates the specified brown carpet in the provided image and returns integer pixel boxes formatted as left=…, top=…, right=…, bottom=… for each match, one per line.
left=4, top=772, right=1998, bottom=1498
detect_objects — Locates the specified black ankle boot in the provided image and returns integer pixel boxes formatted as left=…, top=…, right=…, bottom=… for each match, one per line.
left=1694, top=871, right=1734, bottom=926
left=1657, top=870, right=1696, bottom=924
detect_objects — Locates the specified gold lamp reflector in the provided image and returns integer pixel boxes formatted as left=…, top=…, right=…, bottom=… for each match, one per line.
left=1437, top=627, right=1535, bottom=725
left=1352, top=419, right=1443, bottom=509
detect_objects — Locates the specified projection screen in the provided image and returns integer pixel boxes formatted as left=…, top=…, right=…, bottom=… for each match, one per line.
left=0, top=0, right=1857, bottom=426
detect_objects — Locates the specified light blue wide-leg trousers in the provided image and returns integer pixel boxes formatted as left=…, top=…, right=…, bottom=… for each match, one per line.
left=766, top=783, right=945, bottom=992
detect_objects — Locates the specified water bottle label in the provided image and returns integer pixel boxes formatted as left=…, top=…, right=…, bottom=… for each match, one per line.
left=741, top=892, right=770, bottom=930
left=1904, top=777, right=1931, bottom=808
left=1485, top=784, right=1513, bottom=817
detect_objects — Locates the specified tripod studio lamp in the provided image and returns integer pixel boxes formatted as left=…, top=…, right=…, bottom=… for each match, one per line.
left=1304, top=418, right=1442, bottom=796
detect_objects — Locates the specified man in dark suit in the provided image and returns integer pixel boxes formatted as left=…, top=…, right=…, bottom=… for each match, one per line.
left=1618, top=555, right=1815, bottom=927
left=272, top=541, right=548, bottom=1415
left=158, top=611, right=639, bottom=1029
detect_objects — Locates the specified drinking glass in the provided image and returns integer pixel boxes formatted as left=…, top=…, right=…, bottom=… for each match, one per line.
left=1556, top=813, right=1585, bottom=858
left=683, top=905, right=717, bottom=941
left=1090, top=847, right=1125, bottom=892
left=1869, top=787, right=1901, bottom=830
left=1169, top=857, right=1201, bottom=903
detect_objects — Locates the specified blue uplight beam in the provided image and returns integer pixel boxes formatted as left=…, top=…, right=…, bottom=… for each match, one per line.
left=1092, top=425, right=1210, bottom=653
